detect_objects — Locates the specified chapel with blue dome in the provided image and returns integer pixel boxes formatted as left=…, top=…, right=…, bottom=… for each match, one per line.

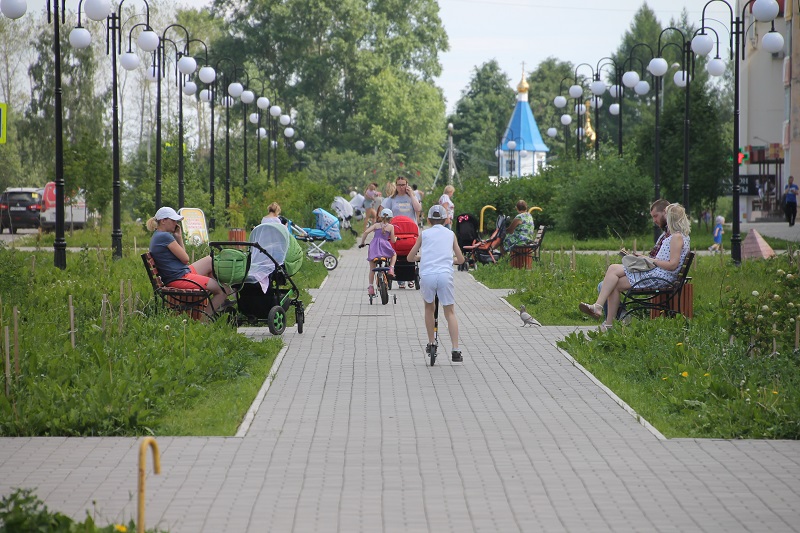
left=498, top=71, right=549, bottom=178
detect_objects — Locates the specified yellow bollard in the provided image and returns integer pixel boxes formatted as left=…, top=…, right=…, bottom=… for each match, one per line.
left=138, top=437, right=161, bottom=533
left=479, top=205, right=496, bottom=233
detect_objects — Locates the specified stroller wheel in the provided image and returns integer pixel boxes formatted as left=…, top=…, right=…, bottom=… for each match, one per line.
left=267, top=306, right=287, bottom=335
left=323, top=254, right=338, bottom=270
left=295, top=304, right=305, bottom=334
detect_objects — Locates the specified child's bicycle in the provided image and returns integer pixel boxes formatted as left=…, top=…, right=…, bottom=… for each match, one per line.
left=426, top=295, right=439, bottom=366
left=359, top=247, right=396, bottom=305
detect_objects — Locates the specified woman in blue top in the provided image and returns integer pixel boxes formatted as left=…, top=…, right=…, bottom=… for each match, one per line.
left=147, top=206, right=230, bottom=316
left=579, top=203, right=691, bottom=331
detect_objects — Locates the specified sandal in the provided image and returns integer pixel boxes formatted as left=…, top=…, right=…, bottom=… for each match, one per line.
left=407, top=281, right=415, bottom=289
left=599, top=323, right=613, bottom=332
left=579, top=302, right=603, bottom=319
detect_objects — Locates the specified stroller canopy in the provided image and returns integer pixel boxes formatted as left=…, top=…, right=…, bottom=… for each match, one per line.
left=246, top=223, right=304, bottom=292
left=331, top=197, right=354, bottom=220
left=312, top=208, right=342, bottom=241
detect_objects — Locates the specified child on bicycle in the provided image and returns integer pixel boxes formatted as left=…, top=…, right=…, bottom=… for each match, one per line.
left=359, top=208, right=397, bottom=297
left=408, top=205, right=466, bottom=363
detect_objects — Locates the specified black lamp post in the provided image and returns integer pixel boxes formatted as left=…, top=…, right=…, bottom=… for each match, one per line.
left=595, top=57, right=623, bottom=157
left=569, top=64, right=595, bottom=161
left=212, top=58, right=242, bottom=208
left=195, top=55, right=217, bottom=229
left=693, top=0, right=784, bottom=263
left=1, top=0, right=120, bottom=267
left=553, top=76, right=574, bottom=159
left=268, top=102, right=282, bottom=184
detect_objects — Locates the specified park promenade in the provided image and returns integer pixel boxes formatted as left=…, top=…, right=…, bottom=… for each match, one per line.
left=1, top=244, right=799, bottom=532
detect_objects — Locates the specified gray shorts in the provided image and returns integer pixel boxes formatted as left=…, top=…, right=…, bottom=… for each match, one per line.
left=420, top=273, right=455, bottom=306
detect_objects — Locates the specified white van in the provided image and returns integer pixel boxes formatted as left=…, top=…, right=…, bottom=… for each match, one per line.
left=39, top=182, right=88, bottom=231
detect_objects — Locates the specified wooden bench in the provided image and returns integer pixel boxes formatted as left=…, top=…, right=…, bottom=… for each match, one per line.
left=141, top=252, right=212, bottom=320
left=620, top=251, right=695, bottom=320
left=509, top=226, right=546, bottom=269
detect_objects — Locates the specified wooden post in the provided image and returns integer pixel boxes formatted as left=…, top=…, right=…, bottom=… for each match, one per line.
left=69, top=295, right=76, bottom=349
left=119, top=280, right=125, bottom=335
left=128, top=279, right=134, bottom=315
left=571, top=245, right=576, bottom=271
left=134, top=236, right=138, bottom=256
left=101, top=294, right=107, bottom=332
left=796, top=321, right=799, bottom=351
left=13, top=307, right=19, bottom=377
left=605, top=252, right=610, bottom=268
left=549, top=250, right=554, bottom=265
left=191, top=250, right=195, bottom=263
left=4, top=326, right=10, bottom=397
left=633, top=238, right=637, bottom=255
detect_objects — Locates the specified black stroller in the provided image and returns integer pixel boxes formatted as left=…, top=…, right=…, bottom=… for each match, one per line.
left=210, top=222, right=305, bottom=335
left=455, top=213, right=479, bottom=271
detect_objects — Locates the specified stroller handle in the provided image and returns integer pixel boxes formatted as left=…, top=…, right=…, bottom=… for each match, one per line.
left=209, top=240, right=281, bottom=269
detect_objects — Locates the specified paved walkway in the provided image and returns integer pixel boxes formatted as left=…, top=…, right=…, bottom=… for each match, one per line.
left=2, top=246, right=800, bottom=532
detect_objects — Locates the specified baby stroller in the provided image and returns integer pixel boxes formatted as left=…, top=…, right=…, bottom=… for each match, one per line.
left=391, top=215, right=420, bottom=290
left=463, top=214, right=508, bottom=266
left=209, top=223, right=305, bottom=335
left=455, top=213, right=479, bottom=271
left=288, top=207, right=341, bottom=270
left=331, top=196, right=358, bottom=237
left=349, top=193, right=365, bottom=221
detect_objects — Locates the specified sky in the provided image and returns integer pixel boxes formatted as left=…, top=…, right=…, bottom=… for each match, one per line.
left=26, top=0, right=729, bottom=114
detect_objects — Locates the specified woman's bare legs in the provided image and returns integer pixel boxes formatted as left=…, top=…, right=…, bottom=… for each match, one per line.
left=190, top=256, right=229, bottom=314
left=604, top=277, right=631, bottom=324
left=595, top=264, right=627, bottom=307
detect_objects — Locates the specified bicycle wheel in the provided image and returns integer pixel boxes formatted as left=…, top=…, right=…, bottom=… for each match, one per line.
left=379, top=274, right=389, bottom=305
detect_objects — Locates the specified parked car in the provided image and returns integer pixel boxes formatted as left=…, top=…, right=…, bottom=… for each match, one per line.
left=39, top=182, right=88, bottom=231
left=0, top=187, right=42, bottom=233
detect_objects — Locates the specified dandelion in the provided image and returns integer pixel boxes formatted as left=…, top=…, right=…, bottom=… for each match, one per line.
left=662, top=377, right=668, bottom=381
left=681, top=371, right=688, bottom=377
left=762, top=305, right=770, bottom=311
left=704, top=373, right=710, bottom=377
left=787, top=274, right=794, bottom=280
left=773, top=391, right=779, bottom=395
left=790, top=318, right=795, bottom=323
left=114, top=526, right=128, bottom=533
left=773, top=311, right=779, bottom=317
left=164, top=325, right=170, bottom=331
left=183, top=319, right=188, bottom=325
left=757, top=315, right=764, bottom=320
left=777, top=269, right=786, bottom=276
left=746, top=398, right=751, bottom=403
left=676, top=342, right=683, bottom=346
left=773, top=294, right=781, bottom=301
left=752, top=291, right=759, bottom=297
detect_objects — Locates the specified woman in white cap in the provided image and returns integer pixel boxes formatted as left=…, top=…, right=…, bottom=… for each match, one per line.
left=146, top=207, right=230, bottom=315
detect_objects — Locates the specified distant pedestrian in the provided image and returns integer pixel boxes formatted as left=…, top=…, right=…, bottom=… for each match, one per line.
left=784, top=176, right=798, bottom=226
left=438, top=185, right=455, bottom=229
left=708, top=216, right=724, bottom=253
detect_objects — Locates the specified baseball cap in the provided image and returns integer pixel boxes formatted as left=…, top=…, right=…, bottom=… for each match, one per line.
left=155, top=206, right=183, bottom=221
left=428, top=205, right=446, bottom=220
left=380, top=208, right=393, bottom=218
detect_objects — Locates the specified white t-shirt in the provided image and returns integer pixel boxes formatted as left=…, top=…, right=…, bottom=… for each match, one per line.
left=438, top=193, right=454, bottom=221
left=420, top=224, right=455, bottom=275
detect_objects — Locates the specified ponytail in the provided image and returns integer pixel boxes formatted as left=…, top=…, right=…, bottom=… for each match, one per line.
left=146, top=217, right=158, bottom=232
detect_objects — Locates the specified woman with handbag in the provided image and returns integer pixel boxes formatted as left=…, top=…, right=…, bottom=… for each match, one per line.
left=579, top=203, right=691, bottom=331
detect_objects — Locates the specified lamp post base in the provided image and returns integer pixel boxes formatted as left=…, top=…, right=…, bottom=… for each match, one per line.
left=112, top=232, right=123, bottom=260
left=54, top=241, right=67, bottom=270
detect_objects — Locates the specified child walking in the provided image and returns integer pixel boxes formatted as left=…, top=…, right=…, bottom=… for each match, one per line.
left=408, top=205, right=466, bottom=363
left=709, top=216, right=724, bottom=253
left=359, top=208, right=397, bottom=296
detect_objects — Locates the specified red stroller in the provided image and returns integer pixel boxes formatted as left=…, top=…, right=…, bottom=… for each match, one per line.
left=391, top=215, right=420, bottom=289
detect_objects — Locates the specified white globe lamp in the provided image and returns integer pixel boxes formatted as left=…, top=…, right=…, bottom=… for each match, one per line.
left=198, top=66, right=216, bottom=84
left=199, top=89, right=212, bottom=103
left=295, top=140, right=305, bottom=150
left=279, top=114, right=291, bottom=126
left=546, top=127, right=557, bottom=138
left=137, top=30, right=159, bottom=53
left=0, top=0, right=27, bottom=19
left=609, top=103, right=620, bottom=116
left=691, top=33, right=714, bottom=56
left=560, top=114, right=572, bottom=126
left=648, top=57, right=669, bottom=77
left=227, top=82, right=243, bottom=98
left=622, top=71, right=639, bottom=88
left=120, top=52, right=139, bottom=71
left=177, top=56, right=197, bottom=76
left=568, top=84, right=583, bottom=99
left=182, top=81, right=197, bottom=96
left=752, top=0, right=779, bottom=22
left=553, top=95, right=567, bottom=108
left=590, top=80, right=606, bottom=96
left=706, top=57, right=725, bottom=77
left=84, top=0, right=112, bottom=21
left=269, top=105, right=281, bottom=117
left=634, top=80, right=650, bottom=95
left=257, top=96, right=269, bottom=109
left=762, top=31, right=784, bottom=54
left=284, top=127, right=295, bottom=138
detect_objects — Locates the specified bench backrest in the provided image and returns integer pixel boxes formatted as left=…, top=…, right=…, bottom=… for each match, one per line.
left=141, top=252, right=164, bottom=290
left=533, top=226, right=545, bottom=244
left=677, top=251, right=695, bottom=285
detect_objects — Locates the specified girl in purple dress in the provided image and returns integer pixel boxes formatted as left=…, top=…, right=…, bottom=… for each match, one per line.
left=359, top=208, right=397, bottom=296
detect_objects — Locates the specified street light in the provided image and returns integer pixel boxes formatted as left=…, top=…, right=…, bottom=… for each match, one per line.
left=71, top=0, right=157, bottom=259
left=269, top=103, right=281, bottom=184
left=1, top=0, right=113, bottom=267
left=693, top=0, right=783, bottom=263
left=553, top=76, right=574, bottom=159
left=596, top=57, right=623, bottom=157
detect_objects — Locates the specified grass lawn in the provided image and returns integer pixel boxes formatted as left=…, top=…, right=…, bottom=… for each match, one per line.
left=472, top=250, right=800, bottom=439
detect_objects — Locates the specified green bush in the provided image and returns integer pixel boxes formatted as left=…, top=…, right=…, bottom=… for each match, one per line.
left=0, top=488, right=166, bottom=532
left=552, top=157, right=651, bottom=239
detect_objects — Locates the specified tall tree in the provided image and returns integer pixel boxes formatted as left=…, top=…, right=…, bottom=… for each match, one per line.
left=447, top=60, right=514, bottom=178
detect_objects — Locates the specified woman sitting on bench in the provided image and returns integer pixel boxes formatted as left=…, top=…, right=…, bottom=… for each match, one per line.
left=147, top=207, right=230, bottom=316
left=502, top=200, right=536, bottom=251
left=579, top=203, right=691, bottom=331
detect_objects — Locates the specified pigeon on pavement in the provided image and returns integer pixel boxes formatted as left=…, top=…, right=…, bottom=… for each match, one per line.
left=519, top=305, right=542, bottom=327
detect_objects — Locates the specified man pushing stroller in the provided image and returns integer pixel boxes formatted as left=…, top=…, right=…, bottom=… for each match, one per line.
left=408, top=205, right=466, bottom=364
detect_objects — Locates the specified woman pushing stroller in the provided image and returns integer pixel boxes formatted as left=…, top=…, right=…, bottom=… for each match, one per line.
left=359, top=208, right=397, bottom=297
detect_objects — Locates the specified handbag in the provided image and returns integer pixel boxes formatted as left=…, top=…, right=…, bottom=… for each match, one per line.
left=213, top=248, right=251, bottom=285
left=622, top=254, right=656, bottom=273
